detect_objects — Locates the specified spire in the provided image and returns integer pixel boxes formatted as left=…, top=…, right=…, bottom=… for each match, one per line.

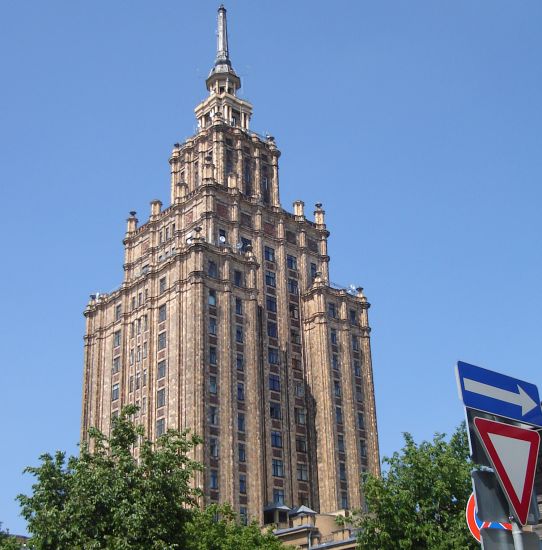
left=206, top=5, right=241, bottom=95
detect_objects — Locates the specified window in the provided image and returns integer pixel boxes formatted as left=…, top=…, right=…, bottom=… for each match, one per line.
left=218, top=228, right=227, bottom=245
left=156, top=418, right=165, bottom=436
left=239, top=507, right=248, bottom=526
left=354, top=360, right=361, bottom=377
left=112, top=356, right=120, bottom=374
left=273, top=489, right=285, bottom=505
left=358, top=412, right=365, bottom=430
left=341, top=493, right=348, bottom=509
left=136, top=345, right=141, bottom=363
left=266, top=295, right=277, bottom=312
left=360, top=440, right=367, bottom=457
left=332, top=354, right=339, bottom=370
left=237, top=383, right=245, bottom=401
left=157, top=360, right=166, bottom=379
left=135, top=372, right=141, bottom=390
left=331, top=330, right=339, bottom=346
left=115, top=304, right=122, bottom=321
left=336, top=406, right=343, bottom=424
left=235, top=326, right=244, bottom=343
left=286, top=255, right=297, bottom=270
left=296, top=437, right=307, bottom=453
left=132, top=297, right=136, bottom=311
left=356, top=387, right=364, bottom=402
left=208, top=289, right=217, bottom=306
left=334, top=381, right=341, bottom=397
left=159, top=277, right=166, bottom=294
left=267, top=321, right=278, bottom=338
left=234, top=270, right=243, bottom=287
left=272, top=459, right=284, bottom=477
left=308, top=238, right=318, bottom=253
left=265, top=270, right=276, bottom=287
left=209, top=406, right=218, bottom=425
left=209, top=375, right=217, bottom=394
left=235, top=297, right=243, bottom=315
left=236, top=354, right=244, bottom=371
left=285, top=230, right=297, bottom=245
left=352, top=335, right=360, bottom=351
left=339, top=462, right=347, bottom=481
left=129, top=349, right=134, bottom=366
left=113, top=330, right=121, bottom=347
left=209, top=317, right=217, bottom=335
left=268, top=347, right=279, bottom=365
left=295, top=382, right=305, bottom=397
left=208, top=261, right=218, bottom=278
left=209, top=346, right=217, bottom=365
left=158, top=332, right=167, bottom=350
left=328, top=303, right=337, bottom=318
left=137, top=318, right=142, bottom=335
left=269, top=374, right=280, bottom=392
left=157, top=388, right=166, bottom=408
left=287, top=278, right=298, bottom=294
left=143, top=314, right=148, bottom=331
left=210, top=438, right=219, bottom=458
left=238, top=443, right=246, bottom=462
left=290, top=329, right=301, bottom=344
left=142, top=342, right=147, bottom=359
left=138, top=292, right=143, bottom=307
left=111, top=383, right=119, bottom=401
left=264, top=246, right=275, bottom=262
left=210, top=470, right=219, bottom=490
left=295, top=408, right=306, bottom=425
left=338, top=434, right=345, bottom=453
left=238, top=412, right=245, bottom=432
left=143, top=369, right=147, bottom=386
left=349, top=309, right=357, bottom=324
left=270, top=402, right=281, bottom=420
left=271, top=431, right=282, bottom=448
left=130, top=322, right=135, bottom=338
left=297, top=463, right=308, bottom=481
left=239, top=474, right=247, bottom=494
left=158, top=304, right=167, bottom=322
left=289, top=304, right=299, bottom=319
left=310, top=263, right=317, bottom=279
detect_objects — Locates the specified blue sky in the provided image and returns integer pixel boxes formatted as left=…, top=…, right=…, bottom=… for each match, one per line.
left=1, top=0, right=541, bottom=535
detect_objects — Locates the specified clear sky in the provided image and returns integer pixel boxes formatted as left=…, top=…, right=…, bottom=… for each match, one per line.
left=1, top=0, right=541, bottom=535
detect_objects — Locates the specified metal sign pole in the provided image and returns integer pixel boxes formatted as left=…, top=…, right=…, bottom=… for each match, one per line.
left=511, top=518, right=525, bottom=550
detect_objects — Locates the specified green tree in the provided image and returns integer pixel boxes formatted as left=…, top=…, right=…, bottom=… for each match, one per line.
left=0, top=523, right=22, bottom=550
left=184, top=504, right=287, bottom=550
left=18, top=405, right=203, bottom=549
left=351, top=423, right=476, bottom=550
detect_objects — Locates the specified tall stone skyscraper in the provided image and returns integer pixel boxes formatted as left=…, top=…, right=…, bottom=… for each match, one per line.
left=81, top=5, right=379, bottom=525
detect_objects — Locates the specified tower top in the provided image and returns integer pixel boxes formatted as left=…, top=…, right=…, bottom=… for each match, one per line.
left=206, top=5, right=241, bottom=95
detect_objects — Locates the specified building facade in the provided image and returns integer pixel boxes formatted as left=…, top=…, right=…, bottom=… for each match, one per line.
left=81, top=5, right=380, bottom=525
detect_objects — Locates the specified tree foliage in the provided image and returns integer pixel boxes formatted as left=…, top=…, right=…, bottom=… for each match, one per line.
left=18, top=406, right=285, bottom=549
left=0, top=523, right=21, bottom=550
left=351, top=423, right=477, bottom=550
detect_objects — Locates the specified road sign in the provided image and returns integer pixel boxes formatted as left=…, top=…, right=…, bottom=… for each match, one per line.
left=480, top=527, right=541, bottom=550
left=474, top=417, right=540, bottom=525
left=466, top=493, right=511, bottom=543
left=456, top=361, right=542, bottom=427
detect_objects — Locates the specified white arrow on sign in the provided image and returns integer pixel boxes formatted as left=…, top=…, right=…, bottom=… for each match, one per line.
left=464, top=378, right=538, bottom=416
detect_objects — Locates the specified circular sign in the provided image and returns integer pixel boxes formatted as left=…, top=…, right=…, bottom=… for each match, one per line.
left=466, top=492, right=512, bottom=542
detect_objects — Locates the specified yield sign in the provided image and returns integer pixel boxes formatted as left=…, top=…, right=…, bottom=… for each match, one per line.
left=474, top=417, right=540, bottom=525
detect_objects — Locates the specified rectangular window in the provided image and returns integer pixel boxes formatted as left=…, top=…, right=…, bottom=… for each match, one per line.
left=330, top=329, right=338, bottom=345
left=235, top=326, right=244, bottom=343
left=338, top=434, right=345, bottom=453
left=310, top=263, right=317, bottom=279
left=354, top=360, right=361, bottom=377
left=209, top=346, right=217, bottom=365
left=142, top=342, right=147, bottom=359
left=341, top=493, right=348, bottom=509
left=273, top=489, right=285, bottom=505
left=264, top=246, right=275, bottom=262
left=135, top=372, right=141, bottom=390
left=209, top=317, right=217, bottom=335
left=349, top=309, right=357, bottom=324
left=270, top=402, right=281, bottom=420
left=235, top=297, right=243, bottom=315
left=286, top=255, right=297, bottom=270
left=210, top=437, right=219, bottom=458
left=352, top=335, right=360, bottom=351
left=138, top=292, right=143, bottom=307
left=112, top=356, right=120, bottom=374
left=334, top=381, right=341, bottom=397
left=272, top=459, right=284, bottom=477
left=336, top=406, right=343, bottom=424
left=158, top=332, right=167, bottom=350
left=339, top=462, right=347, bottom=481
left=295, top=382, right=305, bottom=397
left=267, top=321, right=278, bottom=338
left=287, top=278, right=298, bottom=294
left=237, top=382, right=245, bottom=401
left=358, top=412, right=365, bottom=429
left=234, top=270, right=243, bottom=287
left=113, top=330, right=121, bottom=347
left=210, top=470, right=218, bottom=490
left=208, top=289, right=217, bottom=306
left=236, top=354, right=244, bottom=371
left=238, top=412, right=245, bottom=432
left=289, top=304, right=299, bottom=319
left=159, top=277, right=166, bottom=294
left=296, top=437, right=307, bottom=453
left=265, top=270, right=276, bottom=288
left=332, top=354, right=339, bottom=370
left=115, top=304, right=122, bottom=321
left=269, top=374, right=281, bottom=392
left=129, top=375, right=134, bottom=393
left=208, top=261, right=218, bottom=278
left=111, top=383, right=119, bottom=401
left=266, top=295, right=277, bottom=312
left=360, top=440, right=367, bottom=457
left=290, top=329, right=301, bottom=344
left=268, top=347, right=279, bottom=365
left=285, top=230, right=297, bottom=245
left=132, top=297, right=136, bottom=311
left=240, top=507, right=248, bottom=525
left=271, top=431, right=282, bottom=448
left=240, top=237, right=252, bottom=252
left=143, top=314, right=148, bottom=331
left=157, top=388, right=166, bottom=408
left=156, top=418, right=165, bottom=436
left=356, top=388, right=364, bottom=402
left=209, top=406, right=219, bottom=425
left=239, top=474, right=247, bottom=494
left=157, top=360, right=166, bottom=379
left=129, top=348, right=134, bottom=366
left=297, top=463, right=308, bottom=481
left=159, top=304, right=167, bottom=322
left=328, top=303, right=337, bottom=318
left=209, top=375, right=217, bottom=394
left=238, top=443, right=246, bottom=462
left=295, top=408, right=306, bottom=425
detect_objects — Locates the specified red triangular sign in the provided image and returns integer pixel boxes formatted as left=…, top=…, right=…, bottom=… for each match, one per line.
left=474, top=417, right=540, bottom=525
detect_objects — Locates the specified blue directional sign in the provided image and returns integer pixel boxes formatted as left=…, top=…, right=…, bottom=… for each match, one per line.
left=456, top=361, right=542, bottom=427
